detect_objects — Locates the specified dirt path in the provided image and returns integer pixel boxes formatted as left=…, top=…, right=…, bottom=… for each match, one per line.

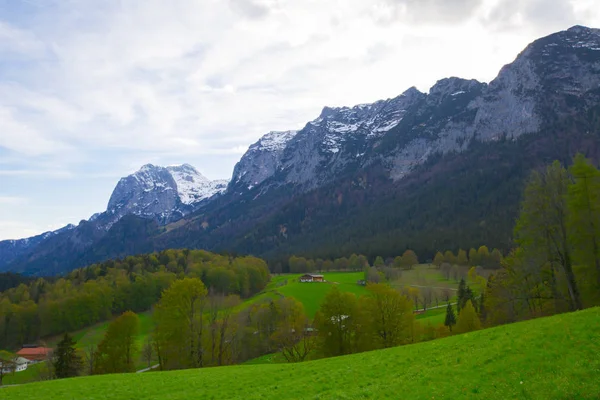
left=136, top=364, right=159, bottom=373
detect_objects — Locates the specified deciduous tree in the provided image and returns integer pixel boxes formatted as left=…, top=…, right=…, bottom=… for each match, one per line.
left=94, top=311, right=139, bottom=374
left=364, top=284, right=414, bottom=348
left=455, top=300, right=481, bottom=334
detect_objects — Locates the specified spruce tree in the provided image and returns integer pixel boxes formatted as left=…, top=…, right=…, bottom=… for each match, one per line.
left=53, top=333, right=83, bottom=379
left=444, top=302, right=456, bottom=332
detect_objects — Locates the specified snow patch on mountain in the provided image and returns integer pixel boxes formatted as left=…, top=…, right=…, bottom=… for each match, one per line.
left=166, top=164, right=227, bottom=205
left=252, top=130, right=298, bottom=152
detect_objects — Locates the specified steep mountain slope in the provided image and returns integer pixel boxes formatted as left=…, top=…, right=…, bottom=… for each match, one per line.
left=3, top=25, right=600, bottom=275
left=0, top=164, right=227, bottom=275
left=158, top=25, right=600, bottom=261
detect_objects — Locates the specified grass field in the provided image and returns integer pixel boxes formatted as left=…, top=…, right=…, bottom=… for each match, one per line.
left=3, top=307, right=599, bottom=399
left=44, top=311, right=156, bottom=372
left=2, top=361, right=49, bottom=386
left=276, top=272, right=368, bottom=317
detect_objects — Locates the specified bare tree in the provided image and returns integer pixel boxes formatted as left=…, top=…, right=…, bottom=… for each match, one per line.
left=82, top=345, right=97, bottom=375
left=142, top=337, right=154, bottom=368
left=441, top=288, right=452, bottom=303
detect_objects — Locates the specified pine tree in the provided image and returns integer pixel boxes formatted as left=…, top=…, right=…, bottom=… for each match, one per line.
left=444, top=302, right=456, bottom=332
left=53, top=333, right=83, bottom=379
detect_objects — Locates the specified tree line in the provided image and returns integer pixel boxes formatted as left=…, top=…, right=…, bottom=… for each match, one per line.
left=484, top=155, right=600, bottom=324
left=0, top=249, right=269, bottom=350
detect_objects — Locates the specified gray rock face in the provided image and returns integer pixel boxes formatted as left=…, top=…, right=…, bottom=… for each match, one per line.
left=107, top=164, right=180, bottom=224
left=106, top=163, right=228, bottom=225
left=230, top=25, right=600, bottom=186
left=229, top=130, right=297, bottom=191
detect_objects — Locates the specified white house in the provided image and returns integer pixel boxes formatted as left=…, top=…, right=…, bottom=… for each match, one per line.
left=1, top=357, right=29, bottom=374
left=14, top=357, right=29, bottom=372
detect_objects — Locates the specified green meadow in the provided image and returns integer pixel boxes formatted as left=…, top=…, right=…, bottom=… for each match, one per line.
left=4, top=307, right=599, bottom=399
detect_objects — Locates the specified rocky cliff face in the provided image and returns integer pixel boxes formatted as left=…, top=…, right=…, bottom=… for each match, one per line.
left=229, top=25, right=600, bottom=186
left=105, top=163, right=228, bottom=225
left=229, top=130, right=298, bottom=192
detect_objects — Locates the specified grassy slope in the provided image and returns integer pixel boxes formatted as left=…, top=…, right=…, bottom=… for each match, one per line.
left=4, top=307, right=599, bottom=399
left=277, top=272, right=367, bottom=317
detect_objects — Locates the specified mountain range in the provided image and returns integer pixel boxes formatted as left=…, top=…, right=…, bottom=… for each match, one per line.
left=2, top=25, right=600, bottom=276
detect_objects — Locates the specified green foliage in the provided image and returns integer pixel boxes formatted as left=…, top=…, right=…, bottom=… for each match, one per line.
left=270, top=298, right=315, bottom=362
left=444, top=302, right=456, bottom=331
left=433, top=251, right=444, bottom=267
left=515, top=161, right=582, bottom=311
left=314, top=287, right=360, bottom=357
left=468, top=248, right=479, bottom=266
left=154, top=278, right=208, bottom=370
left=443, top=250, right=456, bottom=265
left=94, top=311, right=140, bottom=374
left=3, top=308, right=600, bottom=399
left=457, top=249, right=468, bottom=266
left=364, top=284, right=414, bottom=348
left=400, top=250, right=418, bottom=269
left=53, top=333, right=82, bottom=379
left=0, top=249, right=269, bottom=350
left=455, top=300, right=481, bottom=334
left=568, top=154, right=600, bottom=305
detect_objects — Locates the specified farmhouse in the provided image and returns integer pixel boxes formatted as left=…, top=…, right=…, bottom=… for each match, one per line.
left=16, top=345, right=52, bottom=362
left=299, top=274, right=325, bottom=282
left=0, top=357, right=29, bottom=374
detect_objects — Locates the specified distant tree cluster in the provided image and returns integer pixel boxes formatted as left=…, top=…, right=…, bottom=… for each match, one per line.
left=432, top=246, right=503, bottom=269
left=152, top=277, right=315, bottom=370
left=313, top=284, right=417, bottom=357
left=0, top=249, right=269, bottom=350
left=285, top=250, right=420, bottom=275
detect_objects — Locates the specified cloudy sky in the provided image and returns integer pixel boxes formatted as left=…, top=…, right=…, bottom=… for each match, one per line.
left=1, top=0, right=599, bottom=240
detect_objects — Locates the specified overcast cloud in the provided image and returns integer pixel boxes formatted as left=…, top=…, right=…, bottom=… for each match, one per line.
left=0, top=0, right=599, bottom=240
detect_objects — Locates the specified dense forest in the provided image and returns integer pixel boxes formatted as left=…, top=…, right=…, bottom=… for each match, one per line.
left=0, top=250, right=269, bottom=350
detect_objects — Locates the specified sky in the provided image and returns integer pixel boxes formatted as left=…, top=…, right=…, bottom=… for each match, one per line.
left=0, top=0, right=599, bottom=241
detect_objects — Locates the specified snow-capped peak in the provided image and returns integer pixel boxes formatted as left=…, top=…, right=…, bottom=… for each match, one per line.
left=166, top=164, right=225, bottom=205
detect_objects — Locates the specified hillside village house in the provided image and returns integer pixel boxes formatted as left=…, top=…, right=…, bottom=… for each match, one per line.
left=16, top=345, right=52, bottom=363
left=0, top=357, right=29, bottom=374
left=299, top=274, right=325, bottom=282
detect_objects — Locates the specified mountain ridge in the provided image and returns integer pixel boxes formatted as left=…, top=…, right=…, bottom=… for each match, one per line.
left=3, top=25, right=600, bottom=275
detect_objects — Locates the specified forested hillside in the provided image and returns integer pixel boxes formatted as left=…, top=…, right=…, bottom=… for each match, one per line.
left=0, top=250, right=269, bottom=350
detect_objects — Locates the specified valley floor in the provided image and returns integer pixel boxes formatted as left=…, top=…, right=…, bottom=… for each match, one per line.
left=3, top=307, right=599, bottom=399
